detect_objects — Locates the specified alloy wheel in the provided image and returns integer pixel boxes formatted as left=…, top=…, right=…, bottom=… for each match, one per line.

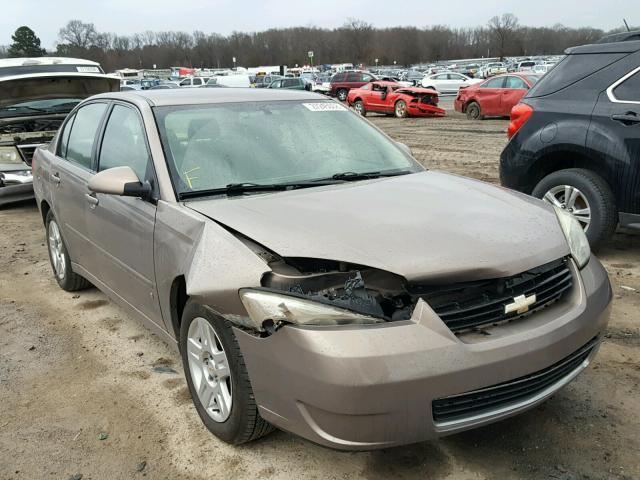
left=48, top=220, right=66, bottom=280
left=543, top=185, right=592, bottom=231
left=186, top=317, right=233, bottom=422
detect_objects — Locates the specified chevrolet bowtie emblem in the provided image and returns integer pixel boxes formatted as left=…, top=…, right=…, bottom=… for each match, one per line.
left=504, top=294, right=537, bottom=315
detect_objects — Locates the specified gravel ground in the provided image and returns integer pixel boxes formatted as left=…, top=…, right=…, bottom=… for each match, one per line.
left=1, top=101, right=639, bottom=480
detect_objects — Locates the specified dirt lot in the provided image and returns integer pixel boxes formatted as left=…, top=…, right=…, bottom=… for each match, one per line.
left=1, top=102, right=639, bottom=480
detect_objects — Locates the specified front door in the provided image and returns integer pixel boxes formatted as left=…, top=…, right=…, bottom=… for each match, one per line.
left=85, top=102, right=162, bottom=324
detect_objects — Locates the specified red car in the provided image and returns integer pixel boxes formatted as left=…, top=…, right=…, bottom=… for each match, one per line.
left=347, top=81, right=446, bottom=118
left=454, top=73, right=541, bottom=120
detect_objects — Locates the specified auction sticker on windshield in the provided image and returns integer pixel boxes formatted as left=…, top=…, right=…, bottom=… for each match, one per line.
left=302, top=103, right=347, bottom=112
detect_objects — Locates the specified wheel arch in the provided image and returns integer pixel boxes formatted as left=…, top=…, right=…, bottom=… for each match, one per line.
left=40, top=200, right=51, bottom=225
left=169, top=275, right=189, bottom=340
left=528, top=149, right=616, bottom=197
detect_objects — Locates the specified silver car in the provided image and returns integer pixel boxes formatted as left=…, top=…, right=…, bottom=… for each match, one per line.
left=33, top=89, right=612, bottom=450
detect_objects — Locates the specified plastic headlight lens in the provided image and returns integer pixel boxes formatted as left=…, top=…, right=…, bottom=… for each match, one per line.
left=0, top=147, right=21, bottom=164
left=554, top=206, right=591, bottom=268
left=239, top=289, right=384, bottom=330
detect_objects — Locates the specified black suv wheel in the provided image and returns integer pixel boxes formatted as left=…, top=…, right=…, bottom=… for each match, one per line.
left=532, top=168, right=617, bottom=249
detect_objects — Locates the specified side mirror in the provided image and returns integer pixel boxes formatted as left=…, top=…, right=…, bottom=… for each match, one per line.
left=88, top=166, right=151, bottom=199
left=396, top=142, right=412, bottom=156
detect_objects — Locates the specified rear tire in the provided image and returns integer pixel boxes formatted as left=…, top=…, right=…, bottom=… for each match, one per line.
left=45, top=211, right=91, bottom=291
left=336, top=89, right=348, bottom=102
left=466, top=101, right=482, bottom=120
left=532, top=168, right=617, bottom=250
left=180, top=301, right=274, bottom=445
left=353, top=100, right=367, bottom=116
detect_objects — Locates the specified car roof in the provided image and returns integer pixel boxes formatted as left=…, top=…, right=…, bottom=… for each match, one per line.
left=90, top=87, right=325, bottom=106
left=0, top=57, right=100, bottom=67
left=566, top=39, right=640, bottom=55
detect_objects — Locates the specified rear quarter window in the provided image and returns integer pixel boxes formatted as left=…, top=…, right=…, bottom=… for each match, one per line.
left=527, top=53, right=627, bottom=97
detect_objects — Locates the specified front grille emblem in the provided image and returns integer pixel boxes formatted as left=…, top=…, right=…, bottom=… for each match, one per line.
left=504, top=294, right=537, bottom=315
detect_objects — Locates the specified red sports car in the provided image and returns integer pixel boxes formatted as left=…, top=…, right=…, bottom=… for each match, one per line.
left=347, top=81, right=445, bottom=118
left=454, top=73, right=541, bottom=120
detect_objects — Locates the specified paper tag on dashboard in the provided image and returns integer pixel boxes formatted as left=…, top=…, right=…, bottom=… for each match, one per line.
left=76, top=66, right=101, bottom=73
left=302, top=103, right=347, bottom=112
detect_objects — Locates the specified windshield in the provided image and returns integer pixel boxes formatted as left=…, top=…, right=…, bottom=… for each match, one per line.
left=154, top=100, right=419, bottom=196
left=0, top=98, right=82, bottom=118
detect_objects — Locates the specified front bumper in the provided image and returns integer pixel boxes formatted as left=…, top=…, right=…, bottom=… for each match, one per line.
left=235, top=257, right=612, bottom=450
left=407, top=103, right=446, bottom=117
left=0, top=171, right=34, bottom=206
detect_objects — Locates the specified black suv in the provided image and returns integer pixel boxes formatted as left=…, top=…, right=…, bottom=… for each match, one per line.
left=500, top=33, right=640, bottom=248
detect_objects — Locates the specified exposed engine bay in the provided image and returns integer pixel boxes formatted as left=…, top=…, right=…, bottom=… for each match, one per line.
left=0, top=117, right=64, bottom=135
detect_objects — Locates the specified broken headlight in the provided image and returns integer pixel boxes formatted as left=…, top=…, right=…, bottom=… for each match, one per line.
left=239, top=288, right=385, bottom=330
left=0, top=146, right=21, bottom=164
left=554, top=206, right=591, bottom=269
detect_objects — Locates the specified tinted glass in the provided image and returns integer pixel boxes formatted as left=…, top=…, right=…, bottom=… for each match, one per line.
left=58, top=113, right=76, bottom=158
left=65, top=103, right=107, bottom=169
left=180, top=79, right=190, bottom=86
left=155, top=101, right=418, bottom=195
left=527, top=53, right=626, bottom=97
left=193, top=78, right=203, bottom=86
left=99, top=105, right=151, bottom=180
left=346, top=73, right=359, bottom=82
left=504, top=76, right=528, bottom=89
left=613, top=70, right=640, bottom=101
left=361, top=74, right=373, bottom=82
left=482, top=77, right=505, bottom=88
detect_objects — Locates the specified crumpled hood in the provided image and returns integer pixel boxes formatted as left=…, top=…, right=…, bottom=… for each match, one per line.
left=186, top=171, right=570, bottom=283
left=0, top=73, right=120, bottom=108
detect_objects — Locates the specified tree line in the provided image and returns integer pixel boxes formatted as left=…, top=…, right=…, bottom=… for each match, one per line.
left=1, top=16, right=631, bottom=72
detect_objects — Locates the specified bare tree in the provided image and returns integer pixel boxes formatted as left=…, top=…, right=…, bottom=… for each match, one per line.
left=58, top=20, right=97, bottom=49
left=487, top=13, right=519, bottom=59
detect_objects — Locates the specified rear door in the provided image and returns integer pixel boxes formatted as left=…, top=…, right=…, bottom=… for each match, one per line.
left=50, top=102, right=108, bottom=270
left=476, top=76, right=506, bottom=115
left=85, top=102, right=162, bottom=323
left=589, top=66, right=640, bottom=214
left=501, top=76, right=529, bottom=115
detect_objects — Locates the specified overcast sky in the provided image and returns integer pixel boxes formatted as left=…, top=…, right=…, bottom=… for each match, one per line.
left=2, top=0, right=638, bottom=48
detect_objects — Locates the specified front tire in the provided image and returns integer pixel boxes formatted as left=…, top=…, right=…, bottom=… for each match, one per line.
left=395, top=100, right=408, bottom=118
left=180, top=301, right=274, bottom=444
left=532, top=168, right=617, bottom=249
left=45, top=211, right=90, bottom=291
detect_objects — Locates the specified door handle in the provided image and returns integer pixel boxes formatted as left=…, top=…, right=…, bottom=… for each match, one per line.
left=85, top=193, right=99, bottom=208
left=50, top=173, right=60, bottom=185
left=611, top=112, right=640, bottom=125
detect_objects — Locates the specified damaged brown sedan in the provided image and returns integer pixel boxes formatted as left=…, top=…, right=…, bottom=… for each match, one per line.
left=33, top=88, right=612, bottom=450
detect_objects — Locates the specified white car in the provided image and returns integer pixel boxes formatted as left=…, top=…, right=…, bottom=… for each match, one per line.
left=533, top=63, right=556, bottom=74
left=421, top=72, right=482, bottom=94
left=178, top=77, right=210, bottom=88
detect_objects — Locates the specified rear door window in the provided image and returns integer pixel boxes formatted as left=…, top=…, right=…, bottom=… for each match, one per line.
left=346, top=73, right=359, bottom=82
left=481, top=77, right=505, bottom=88
left=504, top=76, right=528, bottom=89
left=612, top=69, right=640, bottom=102
left=57, top=113, right=76, bottom=158
left=65, top=103, right=107, bottom=169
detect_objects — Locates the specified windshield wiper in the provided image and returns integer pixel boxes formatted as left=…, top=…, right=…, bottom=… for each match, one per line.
left=179, top=180, right=338, bottom=200
left=322, top=169, right=414, bottom=182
